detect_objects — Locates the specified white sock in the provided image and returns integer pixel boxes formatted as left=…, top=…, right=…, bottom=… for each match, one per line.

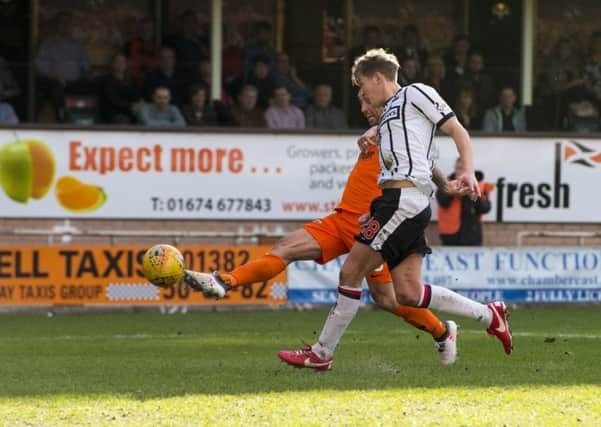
left=419, top=284, right=492, bottom=325
left=312, top=286, right=361, bottom=359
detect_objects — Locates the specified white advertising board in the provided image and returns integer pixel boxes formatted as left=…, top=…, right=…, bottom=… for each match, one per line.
left=287, top=247, right=601, bottom=304
left=0, top=130, right=599, bottom=222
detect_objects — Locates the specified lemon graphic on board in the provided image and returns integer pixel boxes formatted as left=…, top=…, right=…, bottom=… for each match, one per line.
left=0, top=139, right=55, bottom=203
left=55, top=176, right=107, bottom=213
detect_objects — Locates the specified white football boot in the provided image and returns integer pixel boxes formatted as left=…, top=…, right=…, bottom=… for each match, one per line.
left=434, top=320, right=458, bottom=365
left=183, top=270, right=230, bottom=299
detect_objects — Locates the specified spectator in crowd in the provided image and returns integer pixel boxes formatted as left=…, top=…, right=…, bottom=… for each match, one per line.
left=536, top=37, right=583, bottom=129
left=265, top=85, right=305, bottom=129
left=399, top=57, right=419, bottom=86
left=457, top=50, right=496, bottom=109
left=123, top=18, right=160, bottom=87
left=453, top=88, right=481, bottom=131
left=423, top=55, right=452, bottom=101
left=0, top=56, right=20, bottom=101
left=396, top=25, right=428, bottom=73
left=483, top=86, right=526, bottom=132
left=582, top=31, right=601, bottom=105
left=445, top=33, right=470, bottom=81
left=243, top=21, right=277, bottom=79
left=230, top=84, right=266, bottom=128
left=246, top=55, right=276, bottom=110
left=137, top=85, right=185, bottom=127
left=436, top=158, right=492, bottom=246
left=34, top=10, right=91, bottom=121
left=349, top=26, right=384, bottom=61
left=100, top=53, right=141, bottom=124
left=0, top=101, right=18, bottom=124
left=545, top=33, right=601, bottom=132
left=222, top=28, right=244, bottom=86
left=273, top=52, right=311, bottom=109
left=182, top=84, right=236, bottom=127
left=172, top=10, right=209, bottom=75
left=305, top=84, right=347, bottom=129
left=143, top=47, right=188, bottom=106
left=190, top=59, right=229, bottom=104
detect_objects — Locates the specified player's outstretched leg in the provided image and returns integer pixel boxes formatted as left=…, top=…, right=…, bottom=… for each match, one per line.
left=184, top=229, right=322, bottom=298
left=392, top=255, right=513, bottom=355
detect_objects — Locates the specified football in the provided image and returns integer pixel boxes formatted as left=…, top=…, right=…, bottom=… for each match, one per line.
left=142, top=244, right=185, bottom=288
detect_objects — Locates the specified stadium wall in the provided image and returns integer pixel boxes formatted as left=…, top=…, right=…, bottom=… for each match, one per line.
left=1, top=218, right=601, bottom=247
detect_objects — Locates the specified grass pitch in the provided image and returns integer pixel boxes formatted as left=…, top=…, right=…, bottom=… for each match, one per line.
left=1, top=306, right=600, bottom=426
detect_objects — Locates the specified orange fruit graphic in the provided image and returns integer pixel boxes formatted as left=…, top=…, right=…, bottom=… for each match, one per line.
left=55, top=176, right=107, bottom=213
left=0, top=139, right=55, bottom=203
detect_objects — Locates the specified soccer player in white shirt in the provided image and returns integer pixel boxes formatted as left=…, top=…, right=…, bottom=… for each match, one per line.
left=278, top=49, right=512, bottom=370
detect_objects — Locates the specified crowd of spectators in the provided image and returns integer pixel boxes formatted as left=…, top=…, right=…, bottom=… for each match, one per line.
left=1, top=9, right=600, bottom=133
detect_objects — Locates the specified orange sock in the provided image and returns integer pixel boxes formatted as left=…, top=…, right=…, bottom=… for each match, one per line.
left=222, top=253, right=287, bottom=287
left=393, top=305, right=447, bottom=339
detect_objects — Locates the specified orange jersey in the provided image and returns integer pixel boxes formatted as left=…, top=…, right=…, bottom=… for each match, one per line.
left=336, top=143, right=382, bottom=214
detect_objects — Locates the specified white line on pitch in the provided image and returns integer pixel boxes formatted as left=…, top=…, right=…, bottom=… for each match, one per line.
left=0, top=330, right=600, bottom=341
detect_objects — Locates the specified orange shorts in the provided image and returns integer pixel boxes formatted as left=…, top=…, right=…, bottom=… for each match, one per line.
left=303, top=210, right=392, bottom=285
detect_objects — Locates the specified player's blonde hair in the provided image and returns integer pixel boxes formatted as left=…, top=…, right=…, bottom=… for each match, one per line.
left=351, top=48, right=399, bottom=86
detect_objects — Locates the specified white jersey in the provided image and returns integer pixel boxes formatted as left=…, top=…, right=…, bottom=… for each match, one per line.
left=376, top=83, right=454, bottom=196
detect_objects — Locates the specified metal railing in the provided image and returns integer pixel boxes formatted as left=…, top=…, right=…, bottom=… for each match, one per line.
left=517, top=230, right=601, bottom=246
left=0, top=220, right=288, bottom=246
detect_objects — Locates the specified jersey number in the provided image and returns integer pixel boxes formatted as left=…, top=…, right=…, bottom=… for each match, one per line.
left=361, top=218, right=381, bottom=240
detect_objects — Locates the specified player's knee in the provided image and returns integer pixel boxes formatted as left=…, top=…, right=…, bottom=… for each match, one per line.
left=339, top=265, right=363, bottom=287
left=395, top=286, right=420, bottom=306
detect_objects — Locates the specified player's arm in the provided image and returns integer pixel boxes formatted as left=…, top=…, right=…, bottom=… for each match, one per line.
left=439, top=117, right=480, bottom=198
left=408, top=83, right=480, bottom=198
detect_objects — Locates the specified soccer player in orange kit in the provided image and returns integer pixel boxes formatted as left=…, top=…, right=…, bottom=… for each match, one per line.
left=185, top=90, right=468, bottom=368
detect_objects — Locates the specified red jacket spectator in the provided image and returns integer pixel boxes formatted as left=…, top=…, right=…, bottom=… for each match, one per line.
left=124, top=18, right=160, bottom=87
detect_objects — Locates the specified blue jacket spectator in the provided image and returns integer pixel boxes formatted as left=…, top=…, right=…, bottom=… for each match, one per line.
left=482, top=86, right=527, bottom=132
left=273, top=52, right=311, bottom=109
left=137, top=86, right=185, bottom=127
left=243, top=21, right=276, bottom=80
left=0, top=102, right=18, bottom=124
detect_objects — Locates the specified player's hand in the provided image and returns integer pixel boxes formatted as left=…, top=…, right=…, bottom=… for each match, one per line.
left=444, top=179, right=471, bottom=197
left=458, top=172, right=481, bottom=200
left=358, top=213, right=370, bottom=226
left=357, top=126, right=377, bottom=153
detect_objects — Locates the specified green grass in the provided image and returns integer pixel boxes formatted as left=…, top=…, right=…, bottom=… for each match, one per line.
left=1, top=306, right=600, bottom=426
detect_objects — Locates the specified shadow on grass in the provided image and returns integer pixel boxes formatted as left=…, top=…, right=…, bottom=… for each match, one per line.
left=0, top=307, right=600, bottom=398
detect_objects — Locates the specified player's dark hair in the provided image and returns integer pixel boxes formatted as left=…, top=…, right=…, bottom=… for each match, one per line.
left=351, top=48, right=399, bottom=86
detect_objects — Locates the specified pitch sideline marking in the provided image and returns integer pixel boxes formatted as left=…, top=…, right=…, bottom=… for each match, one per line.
left=0, top=330, right=600, bottom=342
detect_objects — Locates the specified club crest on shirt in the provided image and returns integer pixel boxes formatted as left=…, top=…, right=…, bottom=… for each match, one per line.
left=379, top=106, right=400, bottom=125
left=434, top=101, right=447, bottom=112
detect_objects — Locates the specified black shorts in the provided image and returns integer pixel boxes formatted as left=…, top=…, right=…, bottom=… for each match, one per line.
left=355, top=187, right=432, bottom=269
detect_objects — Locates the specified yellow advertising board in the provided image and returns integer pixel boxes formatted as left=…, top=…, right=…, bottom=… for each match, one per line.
left=0, top=245, right=287, bottom=305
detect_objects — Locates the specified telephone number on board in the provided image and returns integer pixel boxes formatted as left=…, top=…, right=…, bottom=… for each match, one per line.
left=150, top=197, right=272, bottom=213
